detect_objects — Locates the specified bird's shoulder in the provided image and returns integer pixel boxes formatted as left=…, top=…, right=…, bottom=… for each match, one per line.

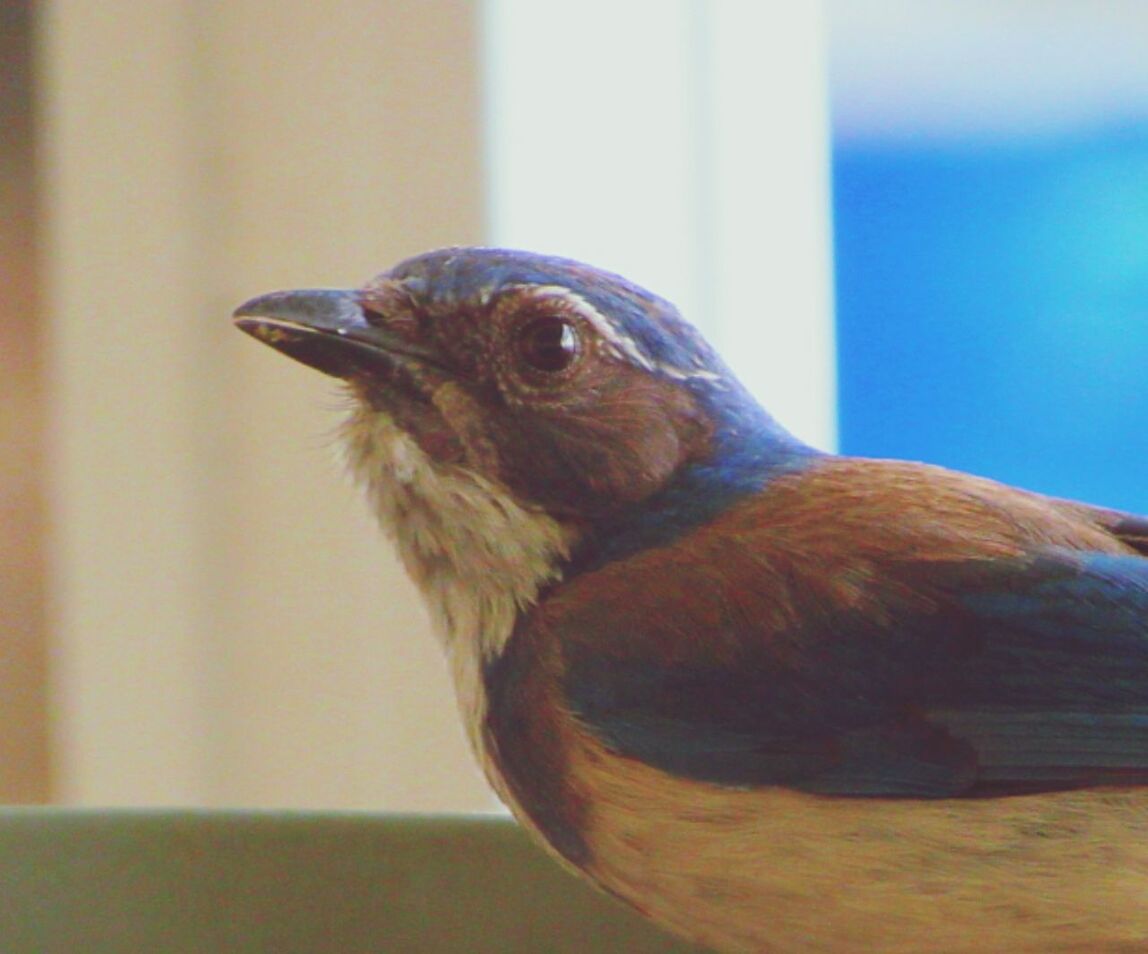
left=515, top=456, right=1148, bottom=797
left=541, top=455, right=1136, bottom=653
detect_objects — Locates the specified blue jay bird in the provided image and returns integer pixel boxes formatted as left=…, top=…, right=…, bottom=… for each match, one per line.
left=235, top=247, right=1148, bottom=953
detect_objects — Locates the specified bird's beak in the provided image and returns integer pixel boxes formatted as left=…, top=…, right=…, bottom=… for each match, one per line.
left=233, top=288, right=439, bottom=379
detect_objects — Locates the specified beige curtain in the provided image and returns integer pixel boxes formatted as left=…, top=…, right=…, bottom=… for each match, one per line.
left=40, top=0, right=495, bottom=810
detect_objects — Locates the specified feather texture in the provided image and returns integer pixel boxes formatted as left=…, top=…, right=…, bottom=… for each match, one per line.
left=551, top=458, right=1148, bottom=796
left=235, top=247, right=1148, bottom=953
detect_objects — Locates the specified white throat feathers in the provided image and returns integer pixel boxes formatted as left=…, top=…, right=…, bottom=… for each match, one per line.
left=339, top=403, right=574, bottom=746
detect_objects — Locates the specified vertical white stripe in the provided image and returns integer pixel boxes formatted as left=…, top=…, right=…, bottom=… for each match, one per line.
left=483, top=0, right=702, bottom=324
left=702, top=2, right=837, bottom=449
left=484, top=0, right=837, bottom=449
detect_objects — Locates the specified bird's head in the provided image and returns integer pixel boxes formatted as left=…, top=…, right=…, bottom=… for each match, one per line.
left=235, top=248, right=811, bottom=585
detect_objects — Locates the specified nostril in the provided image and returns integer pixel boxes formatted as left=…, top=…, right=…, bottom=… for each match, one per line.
left=361, top=305, right=389, bottom=326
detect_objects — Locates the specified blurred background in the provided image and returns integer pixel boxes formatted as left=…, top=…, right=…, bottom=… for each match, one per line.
left=2, top=0, right=1146, bottom=809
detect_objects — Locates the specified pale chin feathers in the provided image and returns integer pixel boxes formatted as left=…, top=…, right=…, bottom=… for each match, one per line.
left=337, top=402, right=575, bottom=750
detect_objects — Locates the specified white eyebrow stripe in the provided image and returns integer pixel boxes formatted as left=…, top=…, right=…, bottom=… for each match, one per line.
left=657, top=362, right=723, bottom=383
left=506, top=283, right=726, bottom=385
left=520, top=284, right=656, bottom=371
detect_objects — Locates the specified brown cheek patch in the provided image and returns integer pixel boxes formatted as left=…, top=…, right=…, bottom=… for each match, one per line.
left=496, top=370, right=713, bottom=516
left=580, top=372, right=710, bottom=502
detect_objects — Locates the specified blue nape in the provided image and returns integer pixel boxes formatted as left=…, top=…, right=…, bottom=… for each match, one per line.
left=570, top=387, right=820, bottom=577
left=833, top=129, right=1148, bottom=514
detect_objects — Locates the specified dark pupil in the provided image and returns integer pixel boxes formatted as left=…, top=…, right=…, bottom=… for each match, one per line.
left=519, top=317, right=578, bottom=372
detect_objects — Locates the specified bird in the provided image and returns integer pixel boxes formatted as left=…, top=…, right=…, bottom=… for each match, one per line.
left=234, top=247, right=1148, bottom=953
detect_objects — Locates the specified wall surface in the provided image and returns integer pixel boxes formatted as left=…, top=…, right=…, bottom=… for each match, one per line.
left=40, top=0, right=494, bottom=809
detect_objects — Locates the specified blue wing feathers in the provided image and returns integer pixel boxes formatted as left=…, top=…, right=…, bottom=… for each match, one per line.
left=564, top=547, right=1148, bottom=797
left=950, top=552, right=1148, bottom=707
left=958, top=552, right=1148, bottom=640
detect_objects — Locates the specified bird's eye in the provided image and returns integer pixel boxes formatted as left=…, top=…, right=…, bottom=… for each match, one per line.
left=515, top=316, right=581, bottom=373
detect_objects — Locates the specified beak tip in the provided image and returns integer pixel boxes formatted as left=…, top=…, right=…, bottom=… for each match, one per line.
left=233, top=290, right=299, bottom=321
left=232, top=300, right=261, bottom=320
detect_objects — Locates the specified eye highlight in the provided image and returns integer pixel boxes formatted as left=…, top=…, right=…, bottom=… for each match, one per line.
left=515, top=315, right=581, bottom=373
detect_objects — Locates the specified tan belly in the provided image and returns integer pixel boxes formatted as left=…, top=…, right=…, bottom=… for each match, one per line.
left=563, top=736, right=1148, bottom=953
